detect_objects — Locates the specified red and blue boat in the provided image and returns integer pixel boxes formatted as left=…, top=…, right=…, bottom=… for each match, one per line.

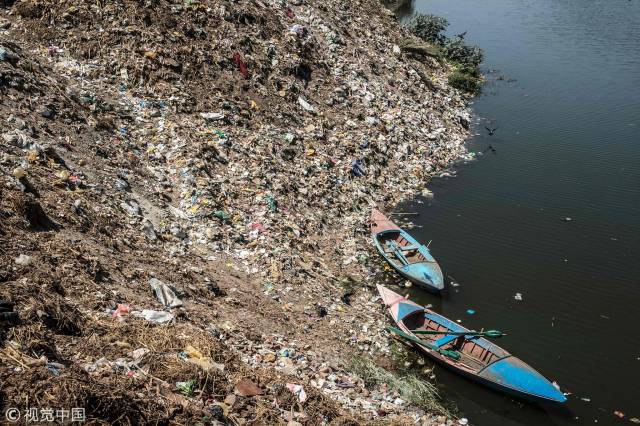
left=371, top=209, right=444, bottom=292
left=378, top=285, right=567, bottom=403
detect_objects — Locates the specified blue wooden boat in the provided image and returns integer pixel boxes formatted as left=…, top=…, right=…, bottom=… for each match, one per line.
left=371, top=209, right=444, bottom=292
left=378, top=285, right=567, bottom=403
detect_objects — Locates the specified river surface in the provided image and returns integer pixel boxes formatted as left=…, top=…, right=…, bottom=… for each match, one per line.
left=393, top=1, right=640, bottom=424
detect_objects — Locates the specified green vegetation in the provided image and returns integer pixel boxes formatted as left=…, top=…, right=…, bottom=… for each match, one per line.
left=406, top=13, right=485, bottom=94
left=442, top=37, right=484, bottom=69
left=407, top=14, right=449, bottom=45
left=349, top=356, right=452, bottom=416
left=448, top=70, right=483, bottom=94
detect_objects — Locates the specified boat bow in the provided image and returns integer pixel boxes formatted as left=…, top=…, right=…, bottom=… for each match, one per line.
left=479, top=357, right=567, bottom=402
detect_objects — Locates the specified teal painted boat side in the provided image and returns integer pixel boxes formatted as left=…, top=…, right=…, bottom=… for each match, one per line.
left=373, top=229, right=444, bottom=291
left=377, top=285, right=566, bottom=404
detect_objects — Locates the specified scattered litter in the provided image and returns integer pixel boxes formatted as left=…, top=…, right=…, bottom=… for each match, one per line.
left=149, top=278, right=183, bottom=308
left=130, top=348, right=149, bottom=360
left=136, top=310, right=174, bottom=324
left=286, top=383, right=307, bottom=403
left=297, top=96, right=315, bottom=113
left=176, top=380, right=197, bottom=397
left=0, top=0, right=478, bottom=422
left=14, top=254, right=33, bottom=266
left=289, top=24, right=308, bottom=37
left=614, top=411, right=625, bottom=419
left=45, top=362, right=64, bottom=376
left=200, top=112, right=225, bottom=122
left=232, top=52, right=248, bottom=77
left=111, top=303, right=130, bottom=319
left=466, top=309, right=475, bottom=315
left=180, top=345, right=224, bottom=372
left=351, top=159, right=366, bottom=177
left=234, top=378, right=263, bottom=397
left=514, top=293, right=523, bottom=301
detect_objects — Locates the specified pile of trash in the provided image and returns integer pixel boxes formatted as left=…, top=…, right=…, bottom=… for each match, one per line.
left=1, top=0, right=471, bottom=423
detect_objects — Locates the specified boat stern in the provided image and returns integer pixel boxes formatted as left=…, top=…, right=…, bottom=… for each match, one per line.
left=478, top=357, right=567, bottom=403
left=376, top=285, right=423, bottom=322
left=371, top=208, right=400, bottom=235
left=376, top=284, right=403, bottom=306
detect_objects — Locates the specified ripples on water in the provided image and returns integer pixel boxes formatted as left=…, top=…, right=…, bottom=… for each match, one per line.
left=394, top=0, right=640, bottom=424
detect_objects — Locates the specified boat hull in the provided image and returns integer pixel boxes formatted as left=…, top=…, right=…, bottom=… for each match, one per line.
left=371, top=209, right=444, bottom=292
left=377, top=285, right=566, bottom=403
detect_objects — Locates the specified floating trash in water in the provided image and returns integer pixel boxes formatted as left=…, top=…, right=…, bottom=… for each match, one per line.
left=580, top=397, right=591, bottom=402
left=514, top=293, right=523, bottom=301
left=466, top=309, right=475, bottom=315
left=562, top=217, right=573, bottom=222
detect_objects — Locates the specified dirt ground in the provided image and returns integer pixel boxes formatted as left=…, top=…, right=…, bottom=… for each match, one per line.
left=0, top=0, right=470, bottom=424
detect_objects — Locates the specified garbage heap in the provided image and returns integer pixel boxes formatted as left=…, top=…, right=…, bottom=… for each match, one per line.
left=1, top=0, right=470, bottom=424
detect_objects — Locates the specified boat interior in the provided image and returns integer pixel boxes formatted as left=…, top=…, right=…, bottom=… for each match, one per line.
left=377, top=231, right=426, bottom=266
left=401, top=310, right=507, bottom=372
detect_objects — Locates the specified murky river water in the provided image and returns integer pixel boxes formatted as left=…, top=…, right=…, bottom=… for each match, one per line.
left=393, top=0, right=640, bottom=424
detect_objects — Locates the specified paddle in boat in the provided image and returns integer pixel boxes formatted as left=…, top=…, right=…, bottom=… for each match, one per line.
left=371, top=209, right=444, bottom=292
left=377, top=285, right=567, bottom=403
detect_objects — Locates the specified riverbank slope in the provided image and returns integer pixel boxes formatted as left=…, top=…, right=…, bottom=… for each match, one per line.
left=0, top=0, right=470, bottom=423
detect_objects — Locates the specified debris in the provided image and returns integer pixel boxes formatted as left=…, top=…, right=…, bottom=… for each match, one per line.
left=14, top=254, right=33, bottom=266
left=466, top=309, right=475, bottom=315
left=180, top=345, right=224, bottom=372
left=297, top=96, right=316, bottom=113
left=233, top=52, right=249, bottom=78
left=200, top=112, right=225, bottom=122
left=111, top=304, right=130, bottom=319
left=12, top=167, right=27, bottom=179
left=286, top=383, right=308, bottom=403
left=290, top=24, right=308, bottom=37
left=351, top=159, right=366, bottom=177
left=176, top=380, right=197, bottom=397
left=149, top=278, right=183, bottom=308
left=234, top=378, right=263, bottom=397
left=514, top=293, right=523, bottom=301
left=316, top=305, right=328, bottom=318
left=0, top=0, right=474, bottom=421
left=614, top=411, right=625, bottom=419
left=45, top=362, right=64, bottom=376
left=120, top=199, right=142, bottom=216
left=136, top=310, right=174, bottom=324
left=141, top=220, right=157, bottom=241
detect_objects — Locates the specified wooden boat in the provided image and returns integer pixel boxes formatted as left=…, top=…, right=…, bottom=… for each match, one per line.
left=371, top=209, right=444, bottom=292
left=377, top=285, right=566, bottom=403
